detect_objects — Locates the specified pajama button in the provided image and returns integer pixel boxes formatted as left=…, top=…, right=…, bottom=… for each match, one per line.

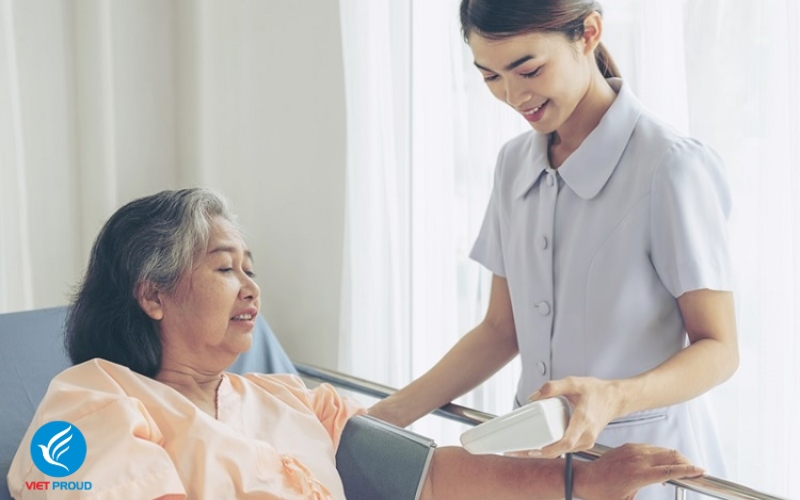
left=537, top=361, right=547, bottom=375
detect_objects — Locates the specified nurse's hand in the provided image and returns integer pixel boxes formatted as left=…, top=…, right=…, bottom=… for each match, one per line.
left=526, top=376, right=625, bottom=459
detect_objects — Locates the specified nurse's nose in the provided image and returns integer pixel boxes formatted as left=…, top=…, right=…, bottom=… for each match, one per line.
left=505, top=78, right=532, bottom=108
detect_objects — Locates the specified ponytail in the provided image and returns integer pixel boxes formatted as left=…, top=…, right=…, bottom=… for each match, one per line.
left=595, top=41, right=620, bottom=78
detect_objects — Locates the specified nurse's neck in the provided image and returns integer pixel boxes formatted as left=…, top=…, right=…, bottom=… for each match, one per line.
left=548, top=73, right=616, bottom=168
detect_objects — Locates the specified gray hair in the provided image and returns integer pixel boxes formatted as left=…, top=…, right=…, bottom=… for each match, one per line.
left=66, top=188, right=239, bottom=377
left=138, top=189, right=238, bottom=292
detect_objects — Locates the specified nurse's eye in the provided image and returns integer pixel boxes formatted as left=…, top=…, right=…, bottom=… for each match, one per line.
left=520, top=66, right=542, bottom=79
left=483, top=74, right=499, bottom=82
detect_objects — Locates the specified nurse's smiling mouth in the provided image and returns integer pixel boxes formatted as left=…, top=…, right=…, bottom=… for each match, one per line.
left=520, top=100, right=549, bottom=122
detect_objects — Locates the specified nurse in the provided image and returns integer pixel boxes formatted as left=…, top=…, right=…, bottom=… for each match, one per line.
left=368, top=1, right=739, bottom=499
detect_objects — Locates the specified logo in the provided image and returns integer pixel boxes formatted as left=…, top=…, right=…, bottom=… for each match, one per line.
left=29, top=421, right=87, bottom=478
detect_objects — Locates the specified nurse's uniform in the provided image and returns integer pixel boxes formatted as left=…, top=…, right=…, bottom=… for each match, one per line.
left=470, top=78, right=732, bottom=500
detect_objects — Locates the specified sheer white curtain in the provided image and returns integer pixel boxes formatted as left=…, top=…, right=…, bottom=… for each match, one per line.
left=613, top=1, right=800, bottom=494
left=0, top=0, right=186, bottom=312
left=410, top=0, right=530, bottom=415
left=340, top=0, right=800, bottom=494
left=0, top=0, right=33, bottom=311
left=338, top=0, right=412, bottom=388
left=0, top=1, right=350, bottom=372
left=339, top=0, right=526, bottom=442
left=679, top=1, right=800, bottom=495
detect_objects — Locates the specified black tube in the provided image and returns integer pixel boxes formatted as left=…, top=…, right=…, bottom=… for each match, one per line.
left=564, top=452, right=574, bottom=500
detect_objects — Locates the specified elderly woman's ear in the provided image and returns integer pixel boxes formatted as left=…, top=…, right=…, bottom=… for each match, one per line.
left=136, top=281, right=165, bottom=321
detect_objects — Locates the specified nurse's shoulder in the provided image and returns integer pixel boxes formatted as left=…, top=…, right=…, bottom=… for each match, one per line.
left=632, top=109, right=725, bottom=182
left=634, top=110, right=730, bottom=209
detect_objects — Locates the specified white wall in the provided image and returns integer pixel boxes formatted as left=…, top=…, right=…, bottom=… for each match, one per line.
left=1, top=0, right=347, bottom=369
left=196, top=0, right=348, bottom=369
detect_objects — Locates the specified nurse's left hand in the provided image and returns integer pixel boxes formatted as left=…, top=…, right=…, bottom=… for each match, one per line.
left=525, top=376, right=625, bottom=459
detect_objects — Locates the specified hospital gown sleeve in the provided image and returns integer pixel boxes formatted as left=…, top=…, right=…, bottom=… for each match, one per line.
left=256, top=375, right=366, bottom=450
left=8, top=397, right=185, bottom=500
left=650, top=138, right=734, bottom=298
left=305, top=383, right=367, bottom=450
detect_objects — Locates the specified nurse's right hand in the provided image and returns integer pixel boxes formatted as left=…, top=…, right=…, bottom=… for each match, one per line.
left=526, top=376, right=626, bottom=459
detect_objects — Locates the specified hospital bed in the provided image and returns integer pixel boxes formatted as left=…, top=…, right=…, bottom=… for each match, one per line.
left=0, top=307, right=786, bottom=500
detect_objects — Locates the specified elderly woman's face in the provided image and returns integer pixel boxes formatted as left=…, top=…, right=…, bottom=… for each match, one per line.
left=156, top=217, right=260, bottom=368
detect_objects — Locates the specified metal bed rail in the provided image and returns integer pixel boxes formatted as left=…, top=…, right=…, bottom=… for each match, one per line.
left=295, top=363, right=790, bottom=500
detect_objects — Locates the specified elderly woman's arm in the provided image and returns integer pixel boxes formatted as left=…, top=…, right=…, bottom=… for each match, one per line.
left=420, top=443, right=704, bottom=500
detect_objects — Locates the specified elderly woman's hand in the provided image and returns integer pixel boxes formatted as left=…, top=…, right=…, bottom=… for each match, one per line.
left=527, top=376, right=626, bottom=459
left=576, top=443, right=704, bottom=500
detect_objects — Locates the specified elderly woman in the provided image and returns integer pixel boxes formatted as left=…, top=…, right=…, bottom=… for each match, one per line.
left=8, top=188, right=702, bottom=499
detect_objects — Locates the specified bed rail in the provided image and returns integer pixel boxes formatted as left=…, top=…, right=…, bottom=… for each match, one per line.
left=295, top=363, right=789, bottom=500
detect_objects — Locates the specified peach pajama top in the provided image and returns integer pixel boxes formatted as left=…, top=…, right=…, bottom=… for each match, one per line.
left=8, top=358, right=365, bottom=499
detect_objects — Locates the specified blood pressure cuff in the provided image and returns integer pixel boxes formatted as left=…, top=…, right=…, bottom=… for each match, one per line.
left=335, top=415, right=436, bottom=500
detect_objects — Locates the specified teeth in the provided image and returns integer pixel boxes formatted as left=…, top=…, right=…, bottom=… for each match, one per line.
left=524, top=101, right=547, bottom=115
left=233, top=314, right=253, bottom=320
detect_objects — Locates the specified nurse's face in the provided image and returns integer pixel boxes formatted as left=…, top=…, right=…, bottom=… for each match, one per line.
left=469, top=30, right=596, bottom=135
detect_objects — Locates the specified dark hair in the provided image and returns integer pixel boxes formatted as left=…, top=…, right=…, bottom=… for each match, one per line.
left=65, top=188, right=237, bottom=377
left=459, top=0, right=620, bottom=78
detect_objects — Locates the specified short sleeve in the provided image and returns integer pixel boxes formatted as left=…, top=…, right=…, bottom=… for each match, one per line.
left=246, top=374, right=366, bottom=450
left=8, top=397, right=186, bottom=500
left=469, top=147, right=507, bottom=277
left=305, top=383, right=367, bottom=449
left=650, top=138, right=734, bottom=297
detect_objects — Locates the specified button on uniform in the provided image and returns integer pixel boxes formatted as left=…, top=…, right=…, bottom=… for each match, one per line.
left=468, top=80, right=731, bottom=489
left=535, top=301, right=551, bottom=316
left=538, top=235, right=548, bottom=249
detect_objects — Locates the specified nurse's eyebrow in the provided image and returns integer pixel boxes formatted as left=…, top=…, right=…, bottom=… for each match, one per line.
left=474, top=55, right=536, bottom=73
